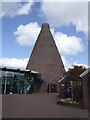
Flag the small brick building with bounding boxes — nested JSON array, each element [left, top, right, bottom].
[[80, 68, 90, 110]]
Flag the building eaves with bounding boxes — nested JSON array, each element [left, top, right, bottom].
[[58, 75, 67, 83], [80, 67, 90, 78], [31, 70, 39, 74]]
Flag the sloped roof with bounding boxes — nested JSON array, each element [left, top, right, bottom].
[[58, 75, 67, 83], [0, 66, 39, 74], [80, 67, 90, 78]]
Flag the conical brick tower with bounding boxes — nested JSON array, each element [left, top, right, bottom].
[[26, 23, 66, 92]]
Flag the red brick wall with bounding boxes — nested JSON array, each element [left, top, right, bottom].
[[82, 74, 89, 110], [27, 23, 66, 83]]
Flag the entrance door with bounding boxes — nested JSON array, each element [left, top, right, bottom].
[[50, 84, 57, 93], [19, 81, 24, 94], [13, 81, 24, 94]]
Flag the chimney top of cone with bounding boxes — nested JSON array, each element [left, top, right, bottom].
[[42, 23, 49, 28]]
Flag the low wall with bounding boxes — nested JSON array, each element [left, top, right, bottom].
[[57, 100, 82, 109]]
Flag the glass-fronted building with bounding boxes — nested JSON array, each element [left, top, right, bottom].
[[0, 67, 43, 94]]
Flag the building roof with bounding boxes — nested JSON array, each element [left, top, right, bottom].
[[0, 66, 40, 74], [58, 75, 67, 83], [80, 67, 90, 78], [31, 70, 39, 74]]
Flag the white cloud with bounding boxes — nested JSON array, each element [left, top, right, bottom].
[[73, 63, 88, 68], [0, 58, 28, 68], [14, 22, 41, 46], [41, 2, 88, 35], [1, 1, 34, 17], [17, 1, 34, 15], [54, 32, 84, 55], [1, 0, 89, 2], [14, 22, 84, 55], [62, 56, 88, 71], [0, 3, 2, 17], [1, 0, 21, 2], [0, 57, 88, 72], [40, 0, 89, 2], [1, 0, 33, 2]]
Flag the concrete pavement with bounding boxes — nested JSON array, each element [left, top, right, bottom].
[[0, 95, 2, 119], [2, 93, 88, 118]]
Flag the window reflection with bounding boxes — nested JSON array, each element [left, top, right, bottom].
[[1, 70, 34, 94]]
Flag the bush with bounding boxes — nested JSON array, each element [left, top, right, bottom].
[[60, 98, 80, 104]]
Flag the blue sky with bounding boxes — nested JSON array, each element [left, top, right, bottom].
[[0, 1, 89, 70]]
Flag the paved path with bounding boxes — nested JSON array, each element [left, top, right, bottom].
[[2, 93, 88, 118], [0, 95, 2, 119]]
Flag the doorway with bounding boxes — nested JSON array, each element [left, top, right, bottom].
[[50, 84, 57, 93], [19, 81, 24, 94]]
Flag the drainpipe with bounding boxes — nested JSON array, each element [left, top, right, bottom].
[[71, 81, 73, 102], [4, 71, 7, 94]]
